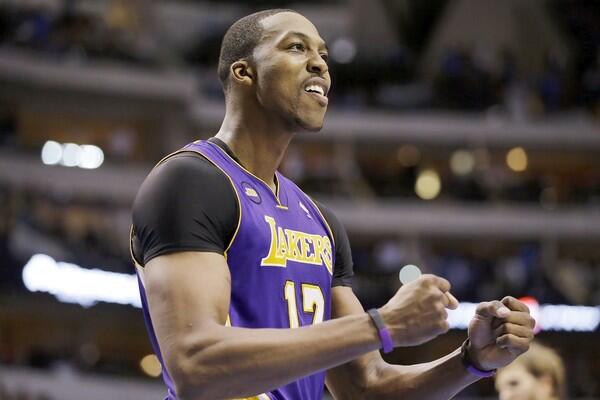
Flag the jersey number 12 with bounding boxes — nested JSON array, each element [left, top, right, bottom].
[[284, 280, 324, 328]]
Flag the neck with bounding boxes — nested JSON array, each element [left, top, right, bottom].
[[215, 97, 295, 191]]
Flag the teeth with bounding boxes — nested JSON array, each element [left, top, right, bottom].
[[305, 85, 325, 96]]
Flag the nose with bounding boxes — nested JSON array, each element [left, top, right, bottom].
[[307, 52, 328, 75]]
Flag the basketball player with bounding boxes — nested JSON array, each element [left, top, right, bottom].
[[130, 9, 535, 400], [495, 342, 566, 400]]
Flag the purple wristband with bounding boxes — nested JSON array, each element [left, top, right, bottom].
[[460, 339, 496, 378], [367, 309, 394, 353]]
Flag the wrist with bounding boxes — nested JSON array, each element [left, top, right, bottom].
[[460, 339, 496, 378], [367, 309, 394, 353]]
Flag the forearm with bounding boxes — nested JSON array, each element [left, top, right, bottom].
[[172, 313, 380, 400], [366, 348, 480, 400]]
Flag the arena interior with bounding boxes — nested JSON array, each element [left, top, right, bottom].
[[0, 0, 599, 399]]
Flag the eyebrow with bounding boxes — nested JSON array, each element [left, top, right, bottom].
[[282, 31, 328, 52]]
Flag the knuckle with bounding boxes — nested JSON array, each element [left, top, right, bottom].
[[476, 302, 490, 313], [497, 323, 508, 335], [434, 301, 445, 313], [441, 309, 448, 320], [493, 300, 505, 309], [505, 323, 517, 334], [420, 274, 434, 286], [424, 290, 439, 303], [502, 295, 514, 303], [440, 320, 450, 332]]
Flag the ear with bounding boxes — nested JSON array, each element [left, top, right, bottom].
[[230, 60, 255, 87]]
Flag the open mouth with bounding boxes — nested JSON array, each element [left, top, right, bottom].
[[304, 84, 328, 106]]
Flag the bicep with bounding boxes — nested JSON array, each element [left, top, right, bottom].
[[140, 251, 231, 375], [326, 286, 383, 399]]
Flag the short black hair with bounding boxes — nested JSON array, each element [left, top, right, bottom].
[[217, 9, 296, 90]]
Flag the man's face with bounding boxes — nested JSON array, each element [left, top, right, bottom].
[[251, 12, 330, 132], [495, 364, 542, 400]]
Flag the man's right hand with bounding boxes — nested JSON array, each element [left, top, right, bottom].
[[378, 274, 459, 347]]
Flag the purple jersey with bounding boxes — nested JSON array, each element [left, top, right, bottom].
[[137, 140, 336, 400]]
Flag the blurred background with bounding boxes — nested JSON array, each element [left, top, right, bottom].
[[0, 0, 599, 398]]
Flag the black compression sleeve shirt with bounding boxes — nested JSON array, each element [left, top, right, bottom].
[[131, 142, 354, 287]]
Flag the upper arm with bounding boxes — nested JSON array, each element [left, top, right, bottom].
[[141, 251, 231, 382], [131, 152, 239, 382], [131, 153, 237, 265], [326, 286, 384, 399]]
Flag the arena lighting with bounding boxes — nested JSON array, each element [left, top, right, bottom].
[[415, 169, 441, 200], [399, 264, 422, 284], [61, 143, 81, 167], [506, 146, 528, 172], [447, 302, 600, 332], [140, 354, 162, 378], [41, 140, 63, 165], [40, 141, 104, 169], [22, 254, 141, 308], [20, 254, 600, 332], [331, 37, 356, 64], [449, 150, 475, 176], [79, 144, 104, 169]]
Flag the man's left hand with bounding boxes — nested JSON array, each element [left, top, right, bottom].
[[467, 296, 536, 371]]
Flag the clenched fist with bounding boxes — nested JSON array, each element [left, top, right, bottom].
[[467, 296, 536, 371], [378, 274, 459, 347]]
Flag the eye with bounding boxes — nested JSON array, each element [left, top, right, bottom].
[[320, 53, 329, 63], [289, 43, 305, 52]]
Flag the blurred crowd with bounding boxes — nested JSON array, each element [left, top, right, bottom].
[[0, 185, 132, 285], [352, 238, 600, 309], [0, 1, 598, 117], [0, 0, 163, 66], [2, 184, 599, 308], [0, 384, 52, 400], [281, 145, 600, 208]]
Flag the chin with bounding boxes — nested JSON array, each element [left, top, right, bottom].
[[303, 122, 324, 132], [294, 113, 326, 132]]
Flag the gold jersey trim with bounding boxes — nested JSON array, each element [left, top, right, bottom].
[[129, 225, 144, 269], [233, 394, 271, 400], [129, 147, 243, 267], [303, 195, 336, 249], [208, 141, 285, 208], [183, 146, 243, 257]]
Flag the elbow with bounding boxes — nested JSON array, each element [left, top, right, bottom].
[[171, 361, 224, 400], [167, 338, 227, 400], [169, 358, 211, 400]]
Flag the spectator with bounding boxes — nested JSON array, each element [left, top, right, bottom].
[[495, 341, 567, 400]]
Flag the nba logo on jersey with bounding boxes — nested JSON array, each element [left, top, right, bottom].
[[299, 201, 312, 219]]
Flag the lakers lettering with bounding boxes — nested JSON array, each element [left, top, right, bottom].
[[260, 215, 333, 273]]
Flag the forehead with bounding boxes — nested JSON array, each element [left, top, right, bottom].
[[260, 12, 324, 44]]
